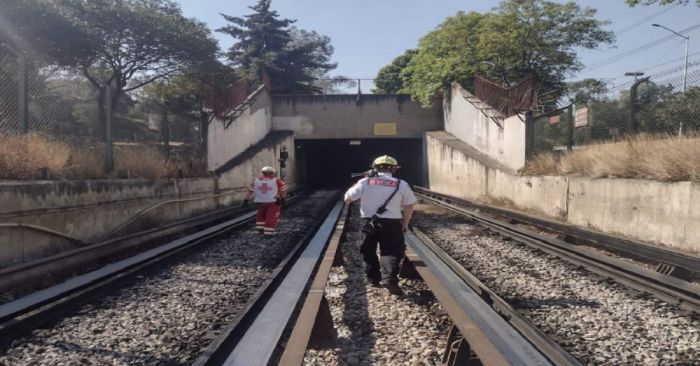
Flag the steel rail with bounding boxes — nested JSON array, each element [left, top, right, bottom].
[[277, 204, 349, 365], [404, 231, 554, 366], [414, 187, 700, 277], [417, 191, 700, 313], [0, 205, 247, 296], [0, 210, 257, 348], [194, 200, 345, 366], [411, 228, 582, 366]]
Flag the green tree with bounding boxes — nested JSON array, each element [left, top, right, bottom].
[[567, 79, 609, 104], [0, 0, 94, 65], [273, 27, 337, 93], [373, 49, 416, 94], [142, 61, 235, 155], [218, 0, 336, 93], [653, 87, 700, 134], [625, 0, 699, 6], [397, 0, 614, 107], [402, 11, 486, 106], [61, 0, 220, 141]]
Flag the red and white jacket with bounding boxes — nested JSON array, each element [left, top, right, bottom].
[[248, 176, 288, 203]]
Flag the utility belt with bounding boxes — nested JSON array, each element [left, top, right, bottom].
[[361, 217, 401, 235]]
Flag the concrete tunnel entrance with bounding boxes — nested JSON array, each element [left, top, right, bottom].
[[295, 139, 425, 188]]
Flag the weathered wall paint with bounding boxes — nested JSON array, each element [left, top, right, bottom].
[[271, 94, 443, 139], [444, 83, 526, 171], [426, 131, 700, 252], [207, 89, 272, 171]]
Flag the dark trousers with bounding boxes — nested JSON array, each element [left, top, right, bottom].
[[360, 218, 405, 284]]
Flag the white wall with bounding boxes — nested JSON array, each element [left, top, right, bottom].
[[444, 83, 526, 171], [426, 131, 700, 253], [207, 88, 272, 171], [217, 133, 297, 191]]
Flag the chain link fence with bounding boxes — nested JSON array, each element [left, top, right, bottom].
[[1, 44, 206, 180], [310, 78, 376, 95], [0, 44, 75, 145], [531, 60, 700, 155]]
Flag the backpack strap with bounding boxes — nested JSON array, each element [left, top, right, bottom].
[[375, 179, 401, 216]]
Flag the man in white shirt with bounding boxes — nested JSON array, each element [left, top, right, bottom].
[[344, 155, 417, 295]]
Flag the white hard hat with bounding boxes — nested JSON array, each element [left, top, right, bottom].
[[261, 166, 276, 174]]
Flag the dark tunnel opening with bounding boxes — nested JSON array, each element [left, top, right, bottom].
[[295, 139, 425, 188]]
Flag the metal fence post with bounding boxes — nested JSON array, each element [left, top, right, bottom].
[[105, 85, 114, 173], [629, 84, 637, 135], [525, 111, 535, 159], [161, 104, 170, 160], [567, 105, 574, 151], [18, 55, 28, 134]]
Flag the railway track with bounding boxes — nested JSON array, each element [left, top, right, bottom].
[[4, 187, 696, 365], [412, 192, 700, 365], [296, 203, 573, 365], [414, 187, 700, 281], [292, 193, 699, 365], [0, 190, 340, 365], [415, 188, 700, 312]]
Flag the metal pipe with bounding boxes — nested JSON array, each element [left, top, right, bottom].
[[0, 223, 81, 244]]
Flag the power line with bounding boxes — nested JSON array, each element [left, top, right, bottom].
[[583, 23, 700, 71], [630, 51, 700, 75], [615, 4, 678, 36], [601, 51, 700, 84], [611, 60, 700, 90]]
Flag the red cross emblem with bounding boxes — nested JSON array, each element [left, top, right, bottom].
[[259, 182, 271, 194]]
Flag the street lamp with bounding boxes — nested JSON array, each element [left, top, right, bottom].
[[652, 23, 689, 93]]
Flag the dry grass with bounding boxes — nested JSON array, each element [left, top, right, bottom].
[[67, 144, 106, 179], [0, 133, 207, 181], [519, 153, 560, 176], [521, 134, 700, 182], [0, 133, 71, 179], [114, 145, 171, 179]]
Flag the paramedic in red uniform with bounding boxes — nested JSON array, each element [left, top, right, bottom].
[[242, 166, 288, 236], [344, 155, 417, 295]]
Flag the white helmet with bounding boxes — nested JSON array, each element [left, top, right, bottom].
[[261, 166, 276, 174]]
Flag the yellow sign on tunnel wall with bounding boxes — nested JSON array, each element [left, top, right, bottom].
[[374, 123, 397, 136]]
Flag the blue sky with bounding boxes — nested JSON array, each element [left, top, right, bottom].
[[176, 0, 700, 89]]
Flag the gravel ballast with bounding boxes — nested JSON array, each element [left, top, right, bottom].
[[304, 204, 450, 366], [0, 191, 337, 366], [414, 203, 700, 366]]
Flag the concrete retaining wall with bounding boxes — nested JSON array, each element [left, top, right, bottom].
[[1, 130, 297, 268], [217, 131, 297, 192], [426, 131, 700, 252], [271, 94, 443, 139], [207, 88, 272, 171], [0, 177, 244, 267], [444, 83, 526, 171]]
